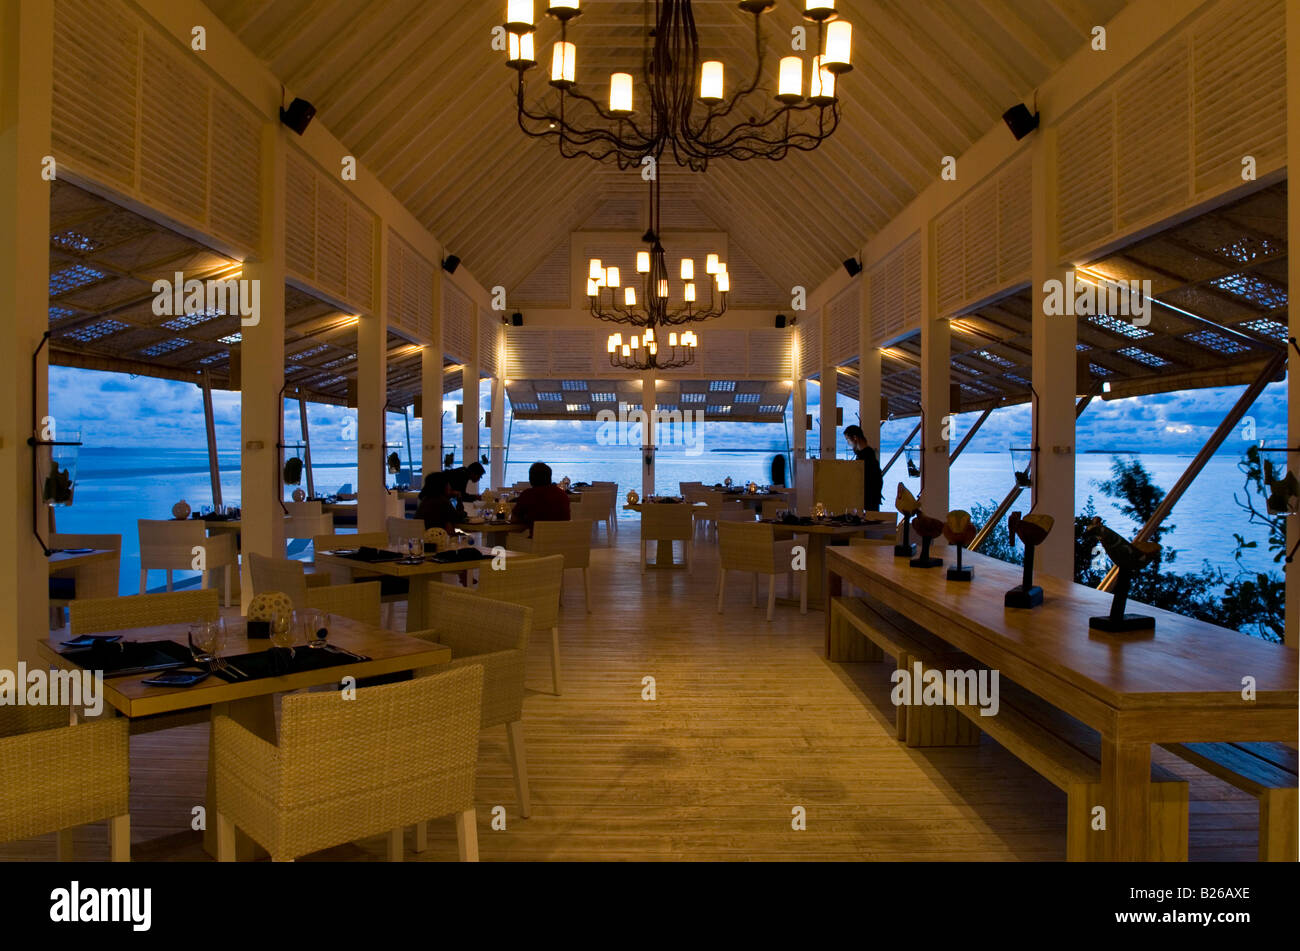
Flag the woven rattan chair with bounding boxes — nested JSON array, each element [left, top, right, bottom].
[[48, 532, 121, 628], [138, 519, 236, 606], [409, 586, 533, 821], [70, 588, 220, 635], [639, 504, 694, 573], [214, 664, 484, 862], [589, 481, 618, 536], [284, 501, 333, 551], [306, 581, 382, 628], [247, 552, 309, 609], [474, 554, 565, 696], [578, 487, 616, 541], [717, 520, 809, 620], [0, 705, 130, 860], [517, 520, 593, 613]]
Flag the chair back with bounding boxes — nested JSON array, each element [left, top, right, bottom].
[[717, 520, 780, 574], [285, 502, 333, 541], [247, 552, 309, 608], [640, 504, 694, 542], [137, 519, 205, 571], [306, 581, 382, 628], [716, 507, 754, 525], [679, 481, 704, 497], [473, 553, 564, 631], [387, 517, 426, 547], [529, 520, 593, 569], [270, 665, 483, 854], [285, 501, 322, 518], [760, 499, 789, 519], [569, 500, 602, 526], [70, 588, 219, 635], [579, 487, 614, 517], [589, 481, 618, 516], [385, 493, 406, 519]]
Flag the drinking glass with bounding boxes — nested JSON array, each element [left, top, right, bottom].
[[270, 609, 293, 651], [192, 618, 218, 663]]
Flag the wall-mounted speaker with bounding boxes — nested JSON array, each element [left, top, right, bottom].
[[1002, 103, 1040, 140], [511, 312, 523, 326], [843, 257, 862, 277], [775, 314, 787, 328], [442, 255, 461, 274], [279, 98, 316, 136]]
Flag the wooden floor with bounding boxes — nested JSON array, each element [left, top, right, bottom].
[[5, 526, 1261, 861]]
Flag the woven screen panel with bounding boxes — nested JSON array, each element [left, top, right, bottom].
[[209, 88, 262, 254], [345, 200, 375, 312], [935, 205, 965, 316], [797, 315, 821, 379], [505, 328, 550, 378], [1116, 37, 1190, 230], [313, 180, 348, 301], [139, 36, 209, 226], [748, 329, 792, 379], [1057, 93, 1116, 260], [52, 0, 140, 190], [480, 314, 500, 378], [962, 177, 999, 302], [826, 283, 860, 367], [285, 150, 316, 282], [512, 241, 570, 308], [996, 155, 1032, 287], [701, 330, 749, 377], [548, 329, 595, 377], [1192, 0, 1285, 195], [443, 280, 474, 362]]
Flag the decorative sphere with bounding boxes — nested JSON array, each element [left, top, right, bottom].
[[626, 489, 639, 505], [171, 500, 191, 520], [291, 488, 307, 502]]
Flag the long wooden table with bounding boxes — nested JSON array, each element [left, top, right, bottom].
[[40, 616, 451, 857], [825, 545, 1298, 861]]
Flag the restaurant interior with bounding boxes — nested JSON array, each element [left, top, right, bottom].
[[0, 0, 1297, 868]]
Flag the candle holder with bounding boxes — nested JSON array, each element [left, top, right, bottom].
[[910, 513, 945, 568], [1004, 511, 1054, 608], [1085, 517, 1160, 633], [943, 510, 978, 582], [894, 483, 918, 557]]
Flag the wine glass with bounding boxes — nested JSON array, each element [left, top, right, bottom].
[[271, 609, 294, 656], [191, 618, 218, 665]]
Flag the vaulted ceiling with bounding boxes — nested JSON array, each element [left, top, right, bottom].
[[203, 0, 1128, 303]]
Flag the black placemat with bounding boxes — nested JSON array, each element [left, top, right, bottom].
[[59, 639, 193, 678], [210, 645, 372, 682], [340, 547, 402, 563]]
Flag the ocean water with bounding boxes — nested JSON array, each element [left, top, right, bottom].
[[52, 447, 1280, 595]]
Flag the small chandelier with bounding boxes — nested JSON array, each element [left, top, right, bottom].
[[503, 1, 853, 172], [607, 327, 699, 371]]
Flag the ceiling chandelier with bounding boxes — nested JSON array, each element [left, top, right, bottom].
[[503, 1, 853, 172]]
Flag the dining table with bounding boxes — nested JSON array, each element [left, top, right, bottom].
[[761, 517, 895, 608], [39, 614, 452, 859], [624, 501, 706, 567], [47, 548, 119, 602], [456, 519, 528, 547], [314, 546, 535, 631]]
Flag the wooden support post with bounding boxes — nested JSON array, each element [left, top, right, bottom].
[[918, 221, 949, 518], [0, 0, 54, 670], [858, 280, 881, 455], [201, 372, 224, 508], [420, 347, 441, 484], [820, 366, 838, 459], [1288, 0, 1300, 646], [1031, 123, 1076, 580], [490, 369, 505, 489], [298, 393, 314, 499], [792, 369, 806, 487], [462, 356, 479, 479], [239, 120, 287, 607], [356, 303, 387, 535]]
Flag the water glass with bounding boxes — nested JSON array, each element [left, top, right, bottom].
[[270, 610, 293, 650]]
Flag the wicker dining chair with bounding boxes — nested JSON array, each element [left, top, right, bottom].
[[246, 552, 309, 609], [716, 520, 809, 620], [306, 581, 382, 628], [284, 502, 333, 552], [516, 520, 593, 613], [70, 588, 220, 635], [639, 504, 695, 573], [138, 519, 236, 606], [0, 705, 130, 860], [589, 481, 618, 535], [409, 586, 533, 822], [474, 554, 565, 696], [214, 664, 484, 862], [578, 487, 616, 541]]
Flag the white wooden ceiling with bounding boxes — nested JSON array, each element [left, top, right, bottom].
[[202, 0, 1128, 300]]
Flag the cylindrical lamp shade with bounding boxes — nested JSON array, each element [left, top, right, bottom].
[[644, 327, 654, 342], [605, 266, 621, 288], [588, 258, 603, 279], [586, 278, 597, 297], [700, 61, 724, 101], [777, 56, 803, 101], [622, 345, 631, 357], [636, 251, 651, 273], [804, 1, 835, 17], [607, 336, 617, 353], [550, 41, 575, 84], [823, 21, 852, 72], [624, 287, 636, 306], [507, 32, 536, 66], [669, 332, 678, 346], [716, 271, 730, 293], [680, 258, 695, 280], [610, 72, 634, 113], [684, 282, 696, 303], [706, 253, 720, 274], [550, 1, 580, 12], [506, 0, 535, 32], [631, 336, 639, 348], [810, 55, 836, 102]]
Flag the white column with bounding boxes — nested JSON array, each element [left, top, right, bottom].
[[490, 371, 505, 489], [919, 220, 950, 519], [421, 264, 443, 482], [356, 321, 387, 535], [1031, 124, 1077, 579], [859, 275, 881, 455], [239, 120, 287, 601], [641, 370, 656, 498], [820, 368, 838, 459], [462, 358, 479, 477], [1287, 1, 1299, 645], [0, 0, 54, 668]]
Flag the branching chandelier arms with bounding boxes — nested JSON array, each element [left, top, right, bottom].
[[503, 1, 853, 172]]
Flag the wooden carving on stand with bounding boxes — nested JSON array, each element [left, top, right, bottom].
[[1004, 511, 1054, 608], [943, 510, 978, 581], [910, 512, 945, 568], [1085, 517, 1162, 633], [894, 483, 919, 558]]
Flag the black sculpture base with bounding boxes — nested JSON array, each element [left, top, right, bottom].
[[1004, 584, 1043, 608], [946, 565, 973, 582], [894, 542, 916, 558], [1089, 613, 1155, 633], [910, 555, 943, 568]]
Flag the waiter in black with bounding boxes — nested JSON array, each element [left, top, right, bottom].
[[843, 424, 883, 512]]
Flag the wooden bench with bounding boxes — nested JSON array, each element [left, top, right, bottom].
[[1161, 741, 1297, 861], [829, 596, 980, 747], [942, 673, 1188, 861]]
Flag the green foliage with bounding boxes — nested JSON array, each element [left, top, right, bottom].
[[969, 500, 1021, 566]]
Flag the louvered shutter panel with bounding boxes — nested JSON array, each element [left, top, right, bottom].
[[209, 90, 261, 252], [1115, 39, 1190, 230], [1057, 95, 1116, 260], [443, 282, 473, 362], [748, 330, 792, 378], [506, 329, 551, 378], [702, 330, 748, 377], [285, 151, 316, 281], [549, 329, 594, 376], [139, 36, 209, 224], [826, 284, 859, 366]]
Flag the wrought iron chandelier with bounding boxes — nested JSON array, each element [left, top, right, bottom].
[[592, 178, 722, 370], [503, 1, 853, 172]]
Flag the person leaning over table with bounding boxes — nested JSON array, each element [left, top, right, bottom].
[[843, 424, 884, 512], [416, 471, 459, 533], [445, 461, 486, 502], [510, 461, 571, 536]]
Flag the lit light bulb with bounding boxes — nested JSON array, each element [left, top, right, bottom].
[[588, 258, 603, 280], [606, 266, 621, 288], [607, 336, 617, 353], [631, 336, 639, 348], [717, 271, 730, 293], [622, 345, 631, 357], [684, 282, 696, 302], [507, 32, 535, 66], [644, 327, 654, 342], [586, 278, 597, 297], [823, 21, 852, 73], [657, 279, 669, 298], [700, 61, 724, 101], [506, 0, 535, 32], [669, 332, 678, 346]]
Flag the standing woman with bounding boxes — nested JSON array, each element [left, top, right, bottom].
[[843, 424, 883, 512]]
